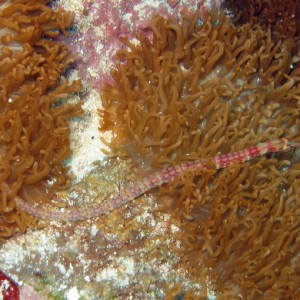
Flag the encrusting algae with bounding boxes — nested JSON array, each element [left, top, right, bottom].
[[0, 0, 82, 241]]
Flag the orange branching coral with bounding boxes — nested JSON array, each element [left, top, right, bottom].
[[99, 10, 300, 298], [0, 0, 82, 241], [222, 0, 300, 42]]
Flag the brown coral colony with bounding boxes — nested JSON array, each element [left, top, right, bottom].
[[0, 0, 82, 240], [99, 7, 300, 299]]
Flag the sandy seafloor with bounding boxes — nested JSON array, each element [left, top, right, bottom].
[[0, 0, 225, 299]]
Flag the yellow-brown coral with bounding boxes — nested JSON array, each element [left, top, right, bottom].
[[222, 0, 300, 43], [99, 10, 300, 298], [0, 0, 82, 241]]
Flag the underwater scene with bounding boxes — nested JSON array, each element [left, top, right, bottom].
[[0, 0, 299, 299]]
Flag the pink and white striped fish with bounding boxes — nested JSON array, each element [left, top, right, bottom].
[[13, 139, 300, 221]]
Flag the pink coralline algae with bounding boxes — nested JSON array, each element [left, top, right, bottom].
[[62, 0, 222, 88]]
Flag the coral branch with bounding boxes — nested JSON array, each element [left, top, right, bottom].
[[0, 0, 82, 240]]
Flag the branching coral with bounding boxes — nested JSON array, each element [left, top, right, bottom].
[[0, 0, 82, 241], [99, 10, 300, 298], [222, 0, 300, 43]]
